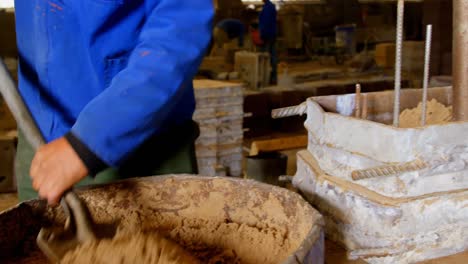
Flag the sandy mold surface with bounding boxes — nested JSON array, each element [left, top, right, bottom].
[[42, 176, 320, 264]]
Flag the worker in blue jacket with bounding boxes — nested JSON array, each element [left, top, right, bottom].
[[259, 0, 278, 84], [14, 1, 213, 204], [214, 19, 246, 48]]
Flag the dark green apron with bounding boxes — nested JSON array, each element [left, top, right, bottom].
[[15, 121, 199, 201]]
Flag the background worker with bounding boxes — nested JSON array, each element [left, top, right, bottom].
[[259, 0, 278, 84], [212, 18, 246, 56], [14, 0, 214, 204]]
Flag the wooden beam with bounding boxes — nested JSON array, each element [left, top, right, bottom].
[[249, 135, 307, 156]]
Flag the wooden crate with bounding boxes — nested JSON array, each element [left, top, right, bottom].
[[375, 43, 395, 69], [375, 41, 425, 74], [234, 51, 270, 90]]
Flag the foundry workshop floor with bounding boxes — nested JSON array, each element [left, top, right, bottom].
[[0, 192, 466, 263]]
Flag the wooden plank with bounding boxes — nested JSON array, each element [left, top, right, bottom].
[[249, 135, 307, 156], [325, 240, 366, 264], [193, 79, 242, 90], [422, 251, 468, 264], [0, 193, 17, 212]]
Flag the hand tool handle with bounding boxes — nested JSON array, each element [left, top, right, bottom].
[[0, 59, 45, 149], [0, 60, 81, 199], [1, 60, 98, 259]]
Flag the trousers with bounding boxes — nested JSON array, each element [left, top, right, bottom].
[[15, 121, 199, 201]]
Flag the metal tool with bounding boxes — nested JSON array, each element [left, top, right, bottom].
[[37, 192, 96, 262], [0, 59, 98, 262]]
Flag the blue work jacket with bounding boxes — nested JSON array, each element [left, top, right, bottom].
[[216, 19, 245, 46], [259, 0, 277, 40], [14, 0, 213, 166]]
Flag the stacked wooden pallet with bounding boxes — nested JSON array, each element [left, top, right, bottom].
[[193, 80, 244, 177]]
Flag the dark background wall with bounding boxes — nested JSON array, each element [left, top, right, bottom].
[[0, 10, 17, 57], [2, 1, 453, 76], [423, 0, 452, 76]]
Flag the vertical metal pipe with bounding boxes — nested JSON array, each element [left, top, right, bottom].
[[393, 0, 405, 127], [453, 0, 468, 121], [421, 25, 432, 126], [355, 84, 361, 118], [362, 94, 368, 120]]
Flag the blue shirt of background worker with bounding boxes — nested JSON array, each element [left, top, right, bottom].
[[216, 19, 246, 47], [259, 0, 277, 41], [259, 0, 278, 84]]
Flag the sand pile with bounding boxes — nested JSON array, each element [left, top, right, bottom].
[[399, 99, 452, 128], [35, 176, 319, 264], [62, 219, 268, 264], [61, 215, 289, 264], [62, 230, 200, 264]]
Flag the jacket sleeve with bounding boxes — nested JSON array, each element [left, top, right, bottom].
[[70, 0, 213, 167]]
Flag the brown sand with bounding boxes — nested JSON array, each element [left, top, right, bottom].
[[60, 216, 287, 264], [62, 216, 289, 264], [399, 99, 452, 128], [62, 230, 200, 264], [53, 177, 317, 264], [163, 218, 287, 264]]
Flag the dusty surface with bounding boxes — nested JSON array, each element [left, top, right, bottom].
[[71, 177, 317, 264], [162, 217, 285, 264], [62, 230, 200, 264], [325, 240, 468, 264], [295, 150, 468, 264], [64, 215, 291, 264], [1, 187, 468, 263], [16, 176, 319, 264], [399, 99, 452, 128]]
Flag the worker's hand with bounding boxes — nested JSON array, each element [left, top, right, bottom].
[[30, 137, 88, 205]]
